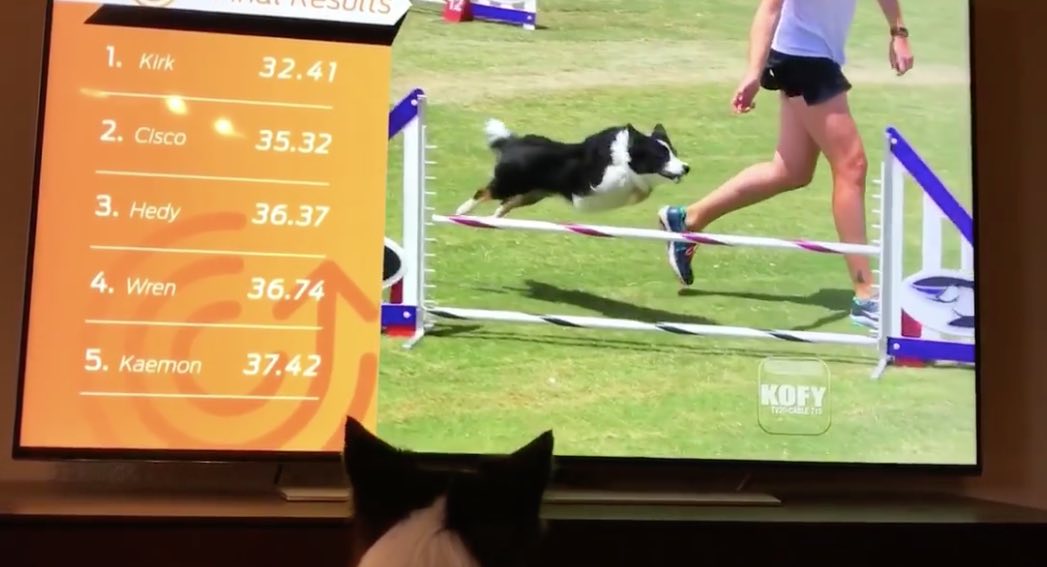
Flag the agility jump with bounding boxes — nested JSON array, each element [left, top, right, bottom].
[[381, 89, 975, 379]]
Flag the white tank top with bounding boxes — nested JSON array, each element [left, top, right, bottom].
[[770, 0, 857, 66]]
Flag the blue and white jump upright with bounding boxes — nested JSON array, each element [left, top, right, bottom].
[[383, 89, 430, 348], [876, 127, 976, 376], [380, 88, 977, 379]]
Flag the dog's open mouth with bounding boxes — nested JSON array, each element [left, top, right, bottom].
[[661, 172, 685, 184]]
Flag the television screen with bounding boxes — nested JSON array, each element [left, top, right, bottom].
[[16, 0, 977, 469]]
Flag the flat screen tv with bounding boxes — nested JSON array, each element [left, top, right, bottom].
[[15, 0, 978, 474]]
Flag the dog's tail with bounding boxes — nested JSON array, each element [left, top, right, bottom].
[[484, 118, 514, 151]]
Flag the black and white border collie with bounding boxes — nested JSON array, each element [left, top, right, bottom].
[[455, 119, 691, 218]]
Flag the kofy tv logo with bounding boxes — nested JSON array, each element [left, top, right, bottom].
[[757, 357, 832, 436], [897, 268, 975, 338]]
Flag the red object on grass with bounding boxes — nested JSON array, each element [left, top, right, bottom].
[[895, 310, 926, 367], [383, 325, 416, 338], [443, 0, 474, 23]]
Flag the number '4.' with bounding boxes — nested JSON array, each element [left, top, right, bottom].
[[90, 271, 109, 294]]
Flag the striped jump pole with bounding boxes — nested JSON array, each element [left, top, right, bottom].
[[433, 215, 880, 256], [430, 307, 878, 347]]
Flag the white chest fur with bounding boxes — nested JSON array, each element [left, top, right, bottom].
[[571, 164, 652, 212]]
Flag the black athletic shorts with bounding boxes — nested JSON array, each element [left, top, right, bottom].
[[760, 49, 852, 106]]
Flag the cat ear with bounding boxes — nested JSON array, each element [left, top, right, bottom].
[[343, 415, 372, 445], [445, 433, 556, 566], [509, 430, 554, 464], [342, 416, 413, 488], [503, 430, 556, 501], [469, 430, 555, 490], [344, 415, 387, 457]]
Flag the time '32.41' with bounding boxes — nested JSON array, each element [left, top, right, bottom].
[[259, 57, 337, 83]]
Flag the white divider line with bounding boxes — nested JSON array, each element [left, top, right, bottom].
[[80, 392, 320, 401]]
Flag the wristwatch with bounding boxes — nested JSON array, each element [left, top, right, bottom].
[[890, 26, 909, 38]]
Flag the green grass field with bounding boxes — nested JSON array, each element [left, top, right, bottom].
[[374, 0, 976, 465]]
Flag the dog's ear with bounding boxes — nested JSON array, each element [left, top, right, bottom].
[[652, 123, 669, 141]]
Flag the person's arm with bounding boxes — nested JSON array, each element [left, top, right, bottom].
[[732, 0, 784, 113], [745, 0, 784, 77], [876, 0, 905, 32], [876, 0, 914, 75]]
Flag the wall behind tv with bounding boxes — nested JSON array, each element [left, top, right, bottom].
[[1, 1, 1044, 510]]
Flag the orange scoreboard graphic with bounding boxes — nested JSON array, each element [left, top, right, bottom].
[[15, 0, 410, 456]]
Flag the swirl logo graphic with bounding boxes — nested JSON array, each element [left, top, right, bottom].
[[134, 0, 176, 7]]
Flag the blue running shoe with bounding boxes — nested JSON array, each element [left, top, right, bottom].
[[657, 205, 695, 286], [850, 295, 880, 329]]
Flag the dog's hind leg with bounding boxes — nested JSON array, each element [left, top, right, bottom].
[[493, 190, 546, 218], [455, 184, 493, 215]]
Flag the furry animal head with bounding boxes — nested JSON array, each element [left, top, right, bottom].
[[344, 417, 555, 567], [611, 124, 690, 185]]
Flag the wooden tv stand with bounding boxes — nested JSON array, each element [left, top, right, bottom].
[[2, 481, 1046, 566]]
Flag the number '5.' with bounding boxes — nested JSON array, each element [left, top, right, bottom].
[[85, 348, 104, 372]]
